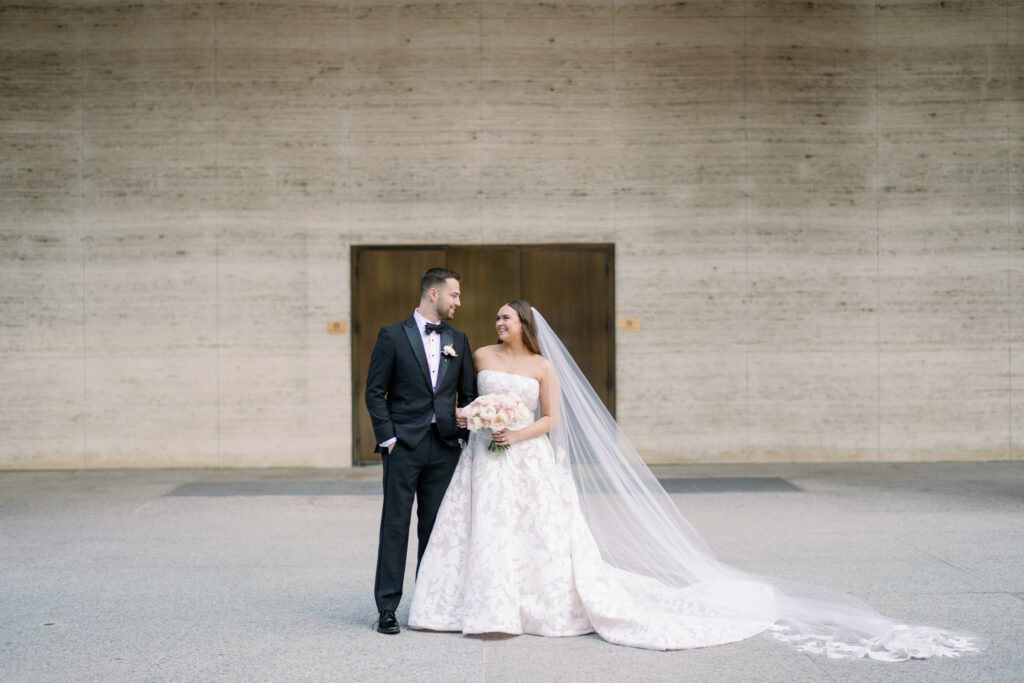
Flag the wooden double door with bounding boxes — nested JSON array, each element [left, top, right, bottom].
[[351, 244, 614, 465]]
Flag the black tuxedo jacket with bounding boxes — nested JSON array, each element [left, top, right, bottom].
[[364, 316, 476, 454]]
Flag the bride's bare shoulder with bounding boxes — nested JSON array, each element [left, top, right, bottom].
[[473, 344, 501, 366], [530, 354, 554, 378]]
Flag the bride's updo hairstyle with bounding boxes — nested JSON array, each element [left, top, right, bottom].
[[501, 300, 542, 356]]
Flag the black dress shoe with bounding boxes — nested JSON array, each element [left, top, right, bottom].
[[377, 609, 400, 634]]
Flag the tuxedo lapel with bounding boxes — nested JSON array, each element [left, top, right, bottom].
[[435, 327, 454, 390], [402, 318, 432, 391]]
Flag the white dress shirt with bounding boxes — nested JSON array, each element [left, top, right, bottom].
[[413, 309, 442, 390]]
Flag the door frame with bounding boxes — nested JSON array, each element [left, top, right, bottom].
[[351, 243, 615, 465]]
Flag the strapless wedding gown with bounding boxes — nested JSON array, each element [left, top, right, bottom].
[[408, 369, 778, 650]]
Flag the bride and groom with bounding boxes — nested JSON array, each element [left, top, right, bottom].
[[364, 267, 979, 660]]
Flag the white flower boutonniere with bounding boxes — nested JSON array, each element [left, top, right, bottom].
[[442, 344, 458, 358]]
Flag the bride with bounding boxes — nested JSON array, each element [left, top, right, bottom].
[[408, 301, 980, 659]]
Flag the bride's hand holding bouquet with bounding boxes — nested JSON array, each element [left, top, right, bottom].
[[461, 393, 531, 452]]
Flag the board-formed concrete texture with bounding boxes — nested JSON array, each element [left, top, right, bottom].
[[1, 1, 1021, 468]]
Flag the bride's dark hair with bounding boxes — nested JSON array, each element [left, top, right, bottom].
[[500, 300, 542, 355]]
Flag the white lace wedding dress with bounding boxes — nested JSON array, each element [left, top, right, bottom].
[[409, 308, 980, 659], [408, 369, 778, 650]]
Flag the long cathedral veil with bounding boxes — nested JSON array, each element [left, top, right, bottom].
[[531, 308, 980, 660]]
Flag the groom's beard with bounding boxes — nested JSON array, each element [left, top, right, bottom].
[[435, 303, 456, 321]]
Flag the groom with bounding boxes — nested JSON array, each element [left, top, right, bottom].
[[364, 267, 476, 635]]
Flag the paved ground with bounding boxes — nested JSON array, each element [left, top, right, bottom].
[[1, 462, 1021, 682]]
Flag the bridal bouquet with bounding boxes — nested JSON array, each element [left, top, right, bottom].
[[462, 393, 531, 452]]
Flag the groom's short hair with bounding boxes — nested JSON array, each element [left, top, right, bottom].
[[420, 267, 461, 298]]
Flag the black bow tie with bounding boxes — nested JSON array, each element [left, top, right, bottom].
[[424, 322, 444, 335]]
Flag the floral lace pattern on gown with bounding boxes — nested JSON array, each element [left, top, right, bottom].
[[408, 370, 777, 650]]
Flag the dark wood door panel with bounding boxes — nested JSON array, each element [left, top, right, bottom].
[[446, 246, 521, 355], [521, 245, 614, 414]]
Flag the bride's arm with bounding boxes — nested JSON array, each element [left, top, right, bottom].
[[492, 360, 559, 446]]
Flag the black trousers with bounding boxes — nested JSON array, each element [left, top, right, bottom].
[[374, 424, 460, 612]]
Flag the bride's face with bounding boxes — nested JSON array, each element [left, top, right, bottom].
[[495, 305, 521, 343]]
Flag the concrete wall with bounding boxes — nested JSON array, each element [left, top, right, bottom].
[[1, 1, 1021, 468]]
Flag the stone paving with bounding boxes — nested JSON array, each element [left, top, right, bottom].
[[2, 462, 1021, 682]]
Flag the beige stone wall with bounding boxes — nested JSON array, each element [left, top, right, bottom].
[[1, 1, 1021, 468]]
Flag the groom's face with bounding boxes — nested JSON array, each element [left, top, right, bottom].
[[433, 278, 461, 321]]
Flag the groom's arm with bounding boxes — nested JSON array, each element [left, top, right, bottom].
[[365, 327, 396, 450], [456, 333, 476, 444], [456, 332, 477, 408]]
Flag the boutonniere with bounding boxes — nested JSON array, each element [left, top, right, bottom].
[[442, 344, 458, 358]]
